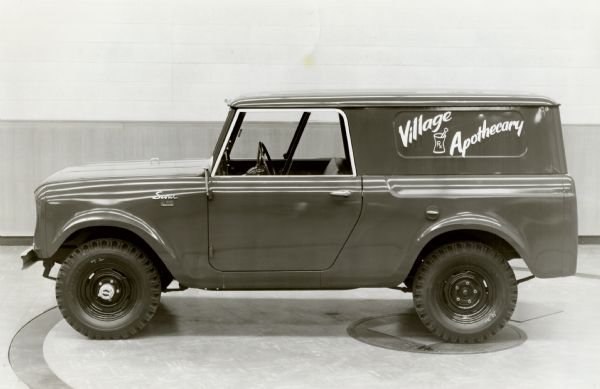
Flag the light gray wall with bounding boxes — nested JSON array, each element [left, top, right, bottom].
[[1, 0, 599, 235], [1, 0, 599, 123], [562, 125, 599, 235]]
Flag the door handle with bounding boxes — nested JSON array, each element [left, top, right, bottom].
[[330, 190, 352, 198]]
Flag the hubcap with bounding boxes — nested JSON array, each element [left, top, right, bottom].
[[76, 257, 137, 321], [447, 274, 483, 310], [438, 267, 496, 324], [98, 282, 116, 301]]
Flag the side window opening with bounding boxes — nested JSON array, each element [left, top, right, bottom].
[[216, 110, 352, 176], [293, 111, 349, 175]]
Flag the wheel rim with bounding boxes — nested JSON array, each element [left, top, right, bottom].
[[76, 257, 138, 321], [437, 266, 497, 324]]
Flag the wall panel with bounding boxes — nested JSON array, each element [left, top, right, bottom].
[[0, 121, 595, 236], [0, 0, 599, 234], [0, 121, 222, 235]]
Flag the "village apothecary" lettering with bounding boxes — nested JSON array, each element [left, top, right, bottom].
[[449, 119, 524, 157], [396, 110, 525, 158], [398, 111, 452, 148]]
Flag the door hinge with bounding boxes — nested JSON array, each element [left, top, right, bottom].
[[208, 245, 214, 259], [204, 168, 213, 200]]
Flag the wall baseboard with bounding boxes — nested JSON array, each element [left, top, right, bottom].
[[0, 237, 33, 246], [2, 236, 600, 246], [578, 236, 600, 244]]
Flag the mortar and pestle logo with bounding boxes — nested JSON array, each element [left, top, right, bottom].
[[433, 128, 448, 154]]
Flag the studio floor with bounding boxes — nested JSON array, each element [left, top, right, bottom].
[[1, 245, 599, 389]]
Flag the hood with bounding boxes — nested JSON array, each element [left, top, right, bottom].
[[43, 158, 211, 184]]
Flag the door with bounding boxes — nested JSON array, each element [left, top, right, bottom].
[[208, 108, 361, 271]]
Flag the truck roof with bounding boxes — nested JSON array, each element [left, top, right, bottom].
[[229, 91, 558, 108]]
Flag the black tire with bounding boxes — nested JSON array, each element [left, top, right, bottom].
[[56, 239, 161, 339], [412, 241, 517, 343]]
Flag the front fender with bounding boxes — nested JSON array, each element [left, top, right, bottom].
[[46, 208, 177, 271]]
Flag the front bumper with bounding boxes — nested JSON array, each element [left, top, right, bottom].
[[21, 246, 40, 269]]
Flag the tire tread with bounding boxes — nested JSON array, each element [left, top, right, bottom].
[[412, 241, 518, 343], [55, 238, 161, 340]]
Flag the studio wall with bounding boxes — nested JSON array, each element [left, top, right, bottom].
[[1, 0, 599, 235]]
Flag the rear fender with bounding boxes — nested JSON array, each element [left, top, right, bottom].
[[409, 212, 528, 265]]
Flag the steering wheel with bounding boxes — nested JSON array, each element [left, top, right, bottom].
[[220, 149, 230, 175], [246, 141, 275, 175], [257, 141, 275, 174]]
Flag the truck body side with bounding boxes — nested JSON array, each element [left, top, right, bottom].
[[28, 102, 577, 290]]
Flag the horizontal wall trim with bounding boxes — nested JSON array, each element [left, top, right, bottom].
[[577, 236, 600, 245], [0, 119, 224, 125], [1, 236, 599, 246], [0, 119, 595, 127], [0, 237, 33, 246]]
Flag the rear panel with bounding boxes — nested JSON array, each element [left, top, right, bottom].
[[324, 105, 577, 286], [323, 174, 577, 287]]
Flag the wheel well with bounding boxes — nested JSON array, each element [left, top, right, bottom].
[[58, 226, 174, 289], [403, 229, 520, 290]]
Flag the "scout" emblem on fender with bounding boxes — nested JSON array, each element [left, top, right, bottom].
[[152, 191, 178, 206], [152, 191, 178, 200]]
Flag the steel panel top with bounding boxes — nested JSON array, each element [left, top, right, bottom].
[[228, 91, 558, 108]]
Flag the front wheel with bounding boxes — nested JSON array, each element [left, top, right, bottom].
[[56, 239, 161, 339], [412, 241, 517, 343]]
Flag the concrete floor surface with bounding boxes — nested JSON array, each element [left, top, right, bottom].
[[1, 245, 599, 388]]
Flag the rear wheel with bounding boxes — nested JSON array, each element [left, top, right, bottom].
[[412, 241, 517, 343], [56, 239, 161, 339]]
